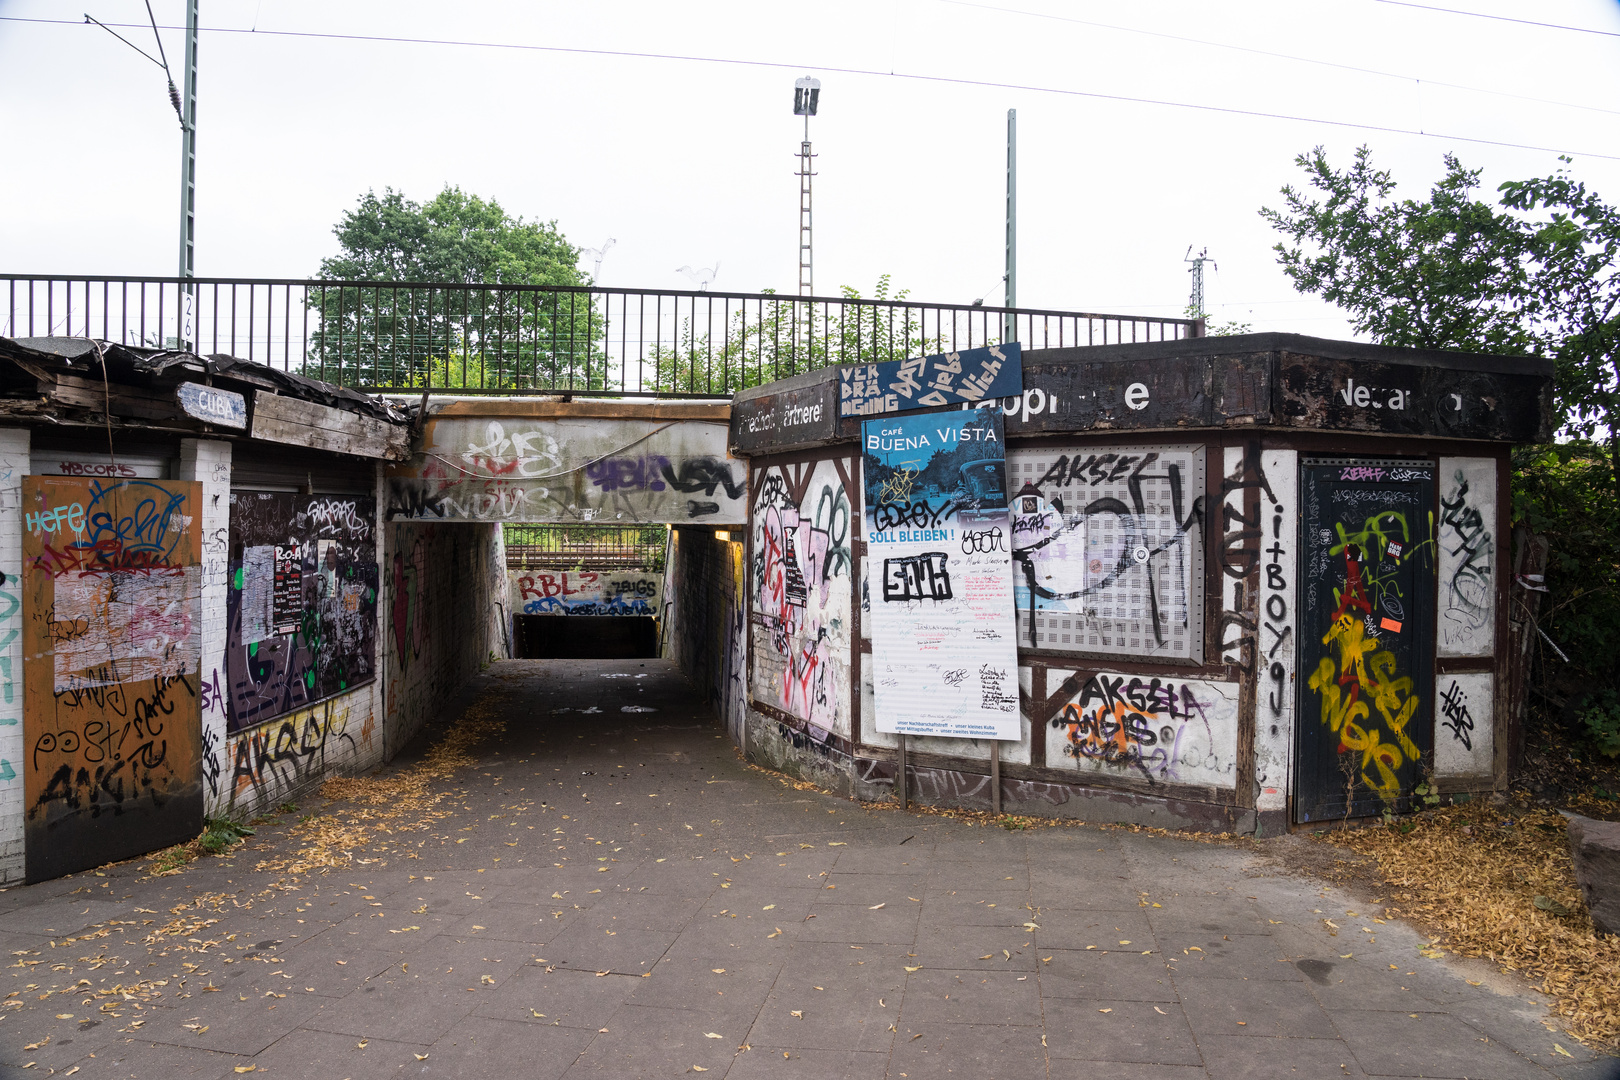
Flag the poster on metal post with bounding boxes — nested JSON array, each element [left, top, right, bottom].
[[863, 408, 1020, 738]]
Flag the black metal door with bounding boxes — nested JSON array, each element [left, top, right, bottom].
[[1296, 459, 1436, 823]]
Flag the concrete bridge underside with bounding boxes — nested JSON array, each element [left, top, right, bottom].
[[385, 398, 744, 526]]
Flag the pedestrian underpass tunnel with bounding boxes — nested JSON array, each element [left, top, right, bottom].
[[0, 335, 1554, 887], [505, 523, 669, 660]]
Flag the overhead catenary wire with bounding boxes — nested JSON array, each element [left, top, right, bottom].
[[6, 15, 1620, 162], [933, 0, 1620, 119], [1372, 0, 1620, 39]]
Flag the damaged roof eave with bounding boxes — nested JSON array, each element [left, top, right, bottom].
[[0, 336, 414, 461]]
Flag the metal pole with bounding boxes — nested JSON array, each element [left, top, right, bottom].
[[1004, 108, 1016, 344], [991, 741, 1001, 814], [897, 734, 908, 810], [177, 0, 199, 347]]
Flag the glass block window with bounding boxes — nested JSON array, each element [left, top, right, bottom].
[[1008, 445, 1205, 662]]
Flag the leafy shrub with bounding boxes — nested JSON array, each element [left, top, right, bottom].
[[1578, 690, 1620, 758], [1512, 442, 1620, 759], [197, 817, 255, 855]]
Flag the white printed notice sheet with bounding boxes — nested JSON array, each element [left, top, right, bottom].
[[862, 408, 1021, 739]]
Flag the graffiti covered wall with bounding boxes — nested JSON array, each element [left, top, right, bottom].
[[1007, 446, 1205, 661], [1254, 450, 1298, 814], [667, 531, 749, 743], [1435, 671, 1493, 777], [225, 493, 381, 733], [1437, 457, 1496, 658], [0, 430, 27, 883], [21, 476, 205, 881], [750, 457, 855, 744], [220, 692, 378, 814], [384, 520, 506, 761], [509, 569, 662, 616], [1044, 670, 1240, 789], [388, 416, 745, 525]]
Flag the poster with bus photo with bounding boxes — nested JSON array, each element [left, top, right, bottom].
[[862, 408, 1021, 739]]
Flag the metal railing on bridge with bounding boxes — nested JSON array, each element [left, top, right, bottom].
[[2, 275, 1201, 397], [504, 524, 668, 573]]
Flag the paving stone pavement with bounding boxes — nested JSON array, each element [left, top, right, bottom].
[[1, 659, 1616, 1080]]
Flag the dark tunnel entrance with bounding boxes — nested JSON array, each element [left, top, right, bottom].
[[505, 523, 670, 661], [512, 614, 660, 659]]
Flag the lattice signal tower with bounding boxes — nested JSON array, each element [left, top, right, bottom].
[[1185, 246, 1216, 321], [793, 77, 821, 297]]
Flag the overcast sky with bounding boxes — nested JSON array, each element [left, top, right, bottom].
[[3, 0, 1619, 338]]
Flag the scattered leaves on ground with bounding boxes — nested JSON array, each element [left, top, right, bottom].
[[1328, 802, 1620, 1047]]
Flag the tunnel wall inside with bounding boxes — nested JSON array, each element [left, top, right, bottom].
[[667, 527, 748, 744], [383, 521, 508, 765]]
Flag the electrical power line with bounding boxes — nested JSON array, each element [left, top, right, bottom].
[[6, 14, 1619, 162], [933, 0, 1620, 119], [1372, 0, 1620, 39]]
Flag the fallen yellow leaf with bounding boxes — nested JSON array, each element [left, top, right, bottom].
[[1098, 1008, 1112, 1013], [234, 1069, 257, 1075], [869, 903, 886, 910], [704, 1032, 723, 1039], [904, 966, 921, 972]]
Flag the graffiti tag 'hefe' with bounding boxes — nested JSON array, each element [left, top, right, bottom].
[[21, 477, 206, 883], [862, 409, 1020, 740]]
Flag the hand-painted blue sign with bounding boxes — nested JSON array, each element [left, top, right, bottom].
[[175, 382, 247, 429], [839, 342, 1022, 418]]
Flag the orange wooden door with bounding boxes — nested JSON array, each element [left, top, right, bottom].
[[22, 476, 204, 882]]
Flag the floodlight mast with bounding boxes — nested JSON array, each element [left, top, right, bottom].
[[793, 77, 820, 297], [1005, 108, 1016, 345]]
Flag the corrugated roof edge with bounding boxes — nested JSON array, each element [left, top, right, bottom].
[[2, 336, 409, 424]]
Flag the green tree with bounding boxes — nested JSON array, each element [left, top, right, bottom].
[[1261, 146, 1619, 494], [1501, 166, 1620, 498], [646, 276, 948, 395], [1260, 146, 1538, 355], [306, 186, 609, 391], [1264, 146, 1620, 752]]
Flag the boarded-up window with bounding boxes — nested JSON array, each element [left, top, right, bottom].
[[225, 492, 379, 733], [1007, 446, 1206, 662]]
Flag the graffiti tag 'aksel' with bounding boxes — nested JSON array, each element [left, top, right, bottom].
[[1054, 673, 1235, 786]]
